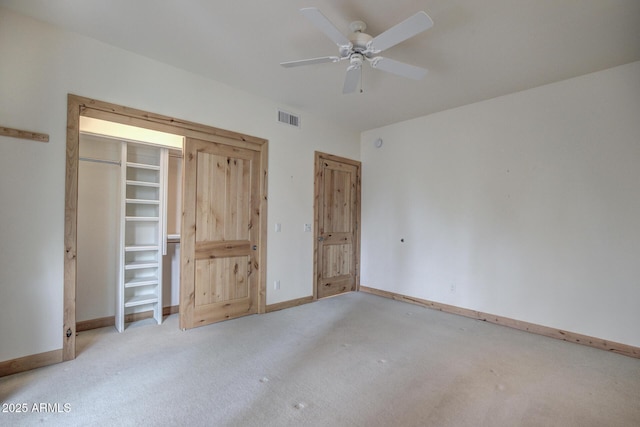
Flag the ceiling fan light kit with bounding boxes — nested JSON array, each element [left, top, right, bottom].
[[281, 7, 433, 94]]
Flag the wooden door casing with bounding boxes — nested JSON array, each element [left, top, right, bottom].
[[314, 152, 361, 299]]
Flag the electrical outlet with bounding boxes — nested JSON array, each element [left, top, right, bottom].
[[450, 283, 456, 293], [274, 280, 280, 290], [304, 223, 312, 232]]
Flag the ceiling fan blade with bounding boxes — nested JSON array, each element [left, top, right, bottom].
[[367, 11, 433, 53], [280, 56, 342, 68], [300, 7, 351, 48], [370, 57, 427, 80], [343, 65, 361, 94]]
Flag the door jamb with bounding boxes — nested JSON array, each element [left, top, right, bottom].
[[65, 94, 268, 360]]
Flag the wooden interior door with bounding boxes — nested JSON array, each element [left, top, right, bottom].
[[180, 137, 262, 328], [314, 152, 361, 299]]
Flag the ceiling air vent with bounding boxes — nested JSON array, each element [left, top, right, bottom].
[[277, 110, 300, 128]]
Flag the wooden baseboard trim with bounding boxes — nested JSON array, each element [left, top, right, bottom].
[[360, 286, 639, 359], [266, 296, 314, 313], [76, 306, 180, 332], [0, 349, 63, 378], [164, 305, 179, 315], [76, 315, 114, 332]]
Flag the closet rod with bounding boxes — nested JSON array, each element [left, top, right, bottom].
[[79, 156, 121, 166]]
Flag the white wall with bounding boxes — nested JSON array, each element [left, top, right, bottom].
[[0, 8, 359, 362], [361, 61, 640, 347]]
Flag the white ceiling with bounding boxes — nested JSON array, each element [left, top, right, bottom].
[[3, 0, 639, 132]]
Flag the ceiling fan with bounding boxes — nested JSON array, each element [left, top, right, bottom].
[[281, 7, 433, 94]]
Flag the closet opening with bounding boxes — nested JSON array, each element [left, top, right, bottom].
[[65, 94, 268, 362], [77, 117, 183, 333]]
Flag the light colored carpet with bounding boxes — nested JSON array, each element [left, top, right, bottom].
[[1, 292, 639, 426]]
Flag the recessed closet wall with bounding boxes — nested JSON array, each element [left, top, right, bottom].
[[77, 117, 183, 325], [77, 134, 120, 321]]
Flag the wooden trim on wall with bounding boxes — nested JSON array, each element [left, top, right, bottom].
[[257, 141, 269, 313], [360, 286, 640, 359], [0, 126, 49, 142], [76, 316, 115, 332], [64, 95, 81, 362], [75, 95, 265, 146], [266, 296, 314, 313], [164, 305, 180, 316], [0, 350, 63, 378]]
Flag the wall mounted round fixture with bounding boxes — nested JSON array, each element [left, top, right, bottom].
[[374, 138, 383, 148]]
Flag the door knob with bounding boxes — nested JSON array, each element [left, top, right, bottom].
[[317, 237, 324, 242]]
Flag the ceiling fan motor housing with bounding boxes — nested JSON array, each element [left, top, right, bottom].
[[349, 29, 373, 56]]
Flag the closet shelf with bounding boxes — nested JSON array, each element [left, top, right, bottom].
[[124, 261, 159, 270], [126, 198, 160, 205], [125, 216, 159, 222], [124, 294, 159, 308], [126, 161, 161, 170], [125, 245, 160, 252], [126, 180, 160, 188], [125, 277, 159, 288]]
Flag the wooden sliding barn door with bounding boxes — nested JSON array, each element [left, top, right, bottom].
[[314, 152, 361, 299], [180, 137, 265, 329]]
